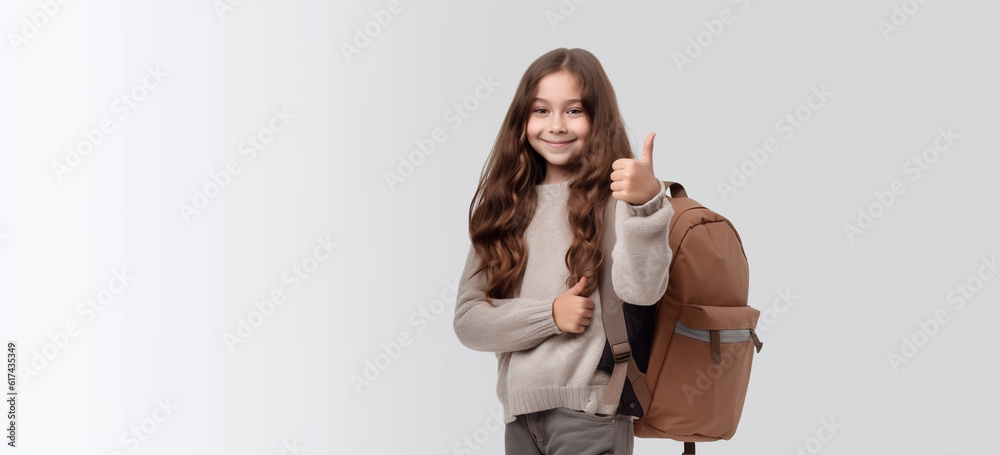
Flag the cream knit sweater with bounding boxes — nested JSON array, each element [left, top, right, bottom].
[[454, 179, 674, 424]]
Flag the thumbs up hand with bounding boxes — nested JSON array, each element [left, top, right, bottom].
[[611, 132, 662, 206], [552, 276, 595, 333]]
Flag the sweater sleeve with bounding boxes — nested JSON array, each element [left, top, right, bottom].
[[611, 179, 674, 306], [453, 244, 564, 353]]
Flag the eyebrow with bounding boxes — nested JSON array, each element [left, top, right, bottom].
[[532, 97, 583, 105]]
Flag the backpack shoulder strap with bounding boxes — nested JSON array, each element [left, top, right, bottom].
[[601, 263, 650, 411], [599, 194, 632, 406], [599, 182, 679, 410]]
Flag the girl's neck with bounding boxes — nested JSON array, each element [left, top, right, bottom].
[[539, 174, 573, 186]]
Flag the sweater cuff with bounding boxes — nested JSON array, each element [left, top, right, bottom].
[[625, 180, 667, 217], [532, 297, 564, 338]]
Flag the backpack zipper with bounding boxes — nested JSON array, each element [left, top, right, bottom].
[[674, 321, 752, 343], [675, 321, 760, 365]]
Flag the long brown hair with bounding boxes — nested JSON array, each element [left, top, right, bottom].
[[467, 48, 634, 303]]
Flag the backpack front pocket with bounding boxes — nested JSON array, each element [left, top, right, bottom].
[[643, 304, 762, 441]]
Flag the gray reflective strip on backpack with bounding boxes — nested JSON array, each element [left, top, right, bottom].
[[674, 321, 752, 343]]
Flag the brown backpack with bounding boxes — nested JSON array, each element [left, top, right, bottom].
[[598, 181, 763, 455]]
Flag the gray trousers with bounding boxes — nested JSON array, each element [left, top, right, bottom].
[[504, 407, 634, 455]]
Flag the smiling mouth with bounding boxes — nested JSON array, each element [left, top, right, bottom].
[[544, 139, 575, 149]]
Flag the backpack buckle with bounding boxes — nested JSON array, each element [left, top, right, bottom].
[[611, 341, 631, 363]]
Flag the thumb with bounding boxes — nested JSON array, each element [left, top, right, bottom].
[[639, 132, 655, 164], [569, 275, 588, 295]]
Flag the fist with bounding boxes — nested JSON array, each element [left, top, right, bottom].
[[552, 276, 596, 333], [610, 132, 661, 205]]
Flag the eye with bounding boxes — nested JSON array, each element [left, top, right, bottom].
[[568, 108, 584, 115], [533, 107, 549, 114]]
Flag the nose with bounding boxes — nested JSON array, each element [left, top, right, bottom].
[[547, 113, 567, 134]]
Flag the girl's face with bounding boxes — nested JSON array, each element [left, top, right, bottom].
[[526, 70, 591, 184]]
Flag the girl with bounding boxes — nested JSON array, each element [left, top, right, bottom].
[[453, 48, 675, 455]]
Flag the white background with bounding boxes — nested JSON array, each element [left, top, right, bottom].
[[1, 0, 998, 454]]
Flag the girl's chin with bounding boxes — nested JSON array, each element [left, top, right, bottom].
[[545, 150, 574, 159], [545, 145, 577, 156], [544, 155, 577, 167]]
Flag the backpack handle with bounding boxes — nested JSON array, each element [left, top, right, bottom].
[[662, 180, 687, 198]]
